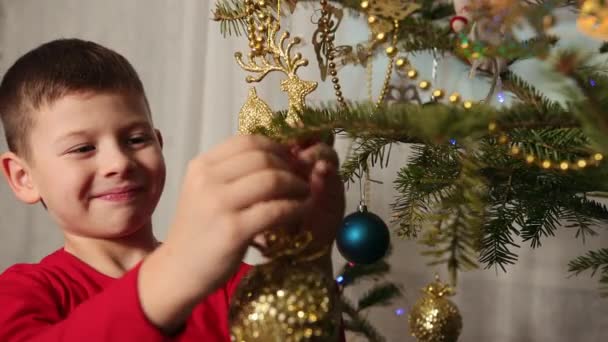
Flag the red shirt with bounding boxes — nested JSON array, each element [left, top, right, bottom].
[[0, 248, 251, 341]]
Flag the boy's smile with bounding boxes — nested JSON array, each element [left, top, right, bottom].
[[15, 91, 166, 239]]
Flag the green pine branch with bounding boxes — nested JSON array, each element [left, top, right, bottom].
[[419, 153, 486, 284], [357, 283, 402, 311], [568, 248, 608, 297], [212, 0, 249, 37], [480, 205, 522, 272], [559, 196, 608, 242], [341, 296, 386, 342], [340, 137, 394, 184], [502, 71, 559, 112], [391, 145, 459, 238], [338, 260, 391, 286]]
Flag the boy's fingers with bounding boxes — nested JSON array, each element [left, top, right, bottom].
[[296, 143, 340, 169], [239, 199, 309, 239], [213, 150, 294, 183], [225, 170, 311, 210], [290, 132, 334, 149], [203, 135, 290, 164]]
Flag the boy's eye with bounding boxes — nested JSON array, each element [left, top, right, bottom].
[[70, 145, 95, 154], [128, 135, 151, 145]]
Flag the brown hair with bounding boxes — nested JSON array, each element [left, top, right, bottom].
[[0, 38, 150, 162]]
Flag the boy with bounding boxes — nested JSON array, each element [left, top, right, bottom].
[[0, 39, 345, 341]]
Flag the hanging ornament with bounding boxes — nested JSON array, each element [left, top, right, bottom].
[[229, 247, 340, 341], [408, 275, 463, 342], [231, 2, 340, 341], [453, 0, 513, 77], [236, 1, 317, 132], [336, 202, 390, 264], [578, 0, 608, 40], [238, 87, 275, 135]]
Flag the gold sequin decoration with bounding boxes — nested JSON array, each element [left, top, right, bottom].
[[229, 260, 339, 342], [408, 275, 462, 342]]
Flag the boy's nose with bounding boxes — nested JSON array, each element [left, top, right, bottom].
[[100, 147, 136, 178]]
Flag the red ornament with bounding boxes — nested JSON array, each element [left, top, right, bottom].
[[450, 16, 469, 33]]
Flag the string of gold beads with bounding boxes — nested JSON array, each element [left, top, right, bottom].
[[488, 121, 604, 171], [319, 0, 346, 107], [359, 1, 400, 111], [393, 60, 477, 109], [244, 0, 272, 57]]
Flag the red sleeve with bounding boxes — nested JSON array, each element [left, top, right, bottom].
[[226, 262, 253, 298], [0, 263, 168, 342]]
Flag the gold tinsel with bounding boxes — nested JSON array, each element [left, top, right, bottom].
[[229, 258, 339, 342], [408, 275, 463, 342]]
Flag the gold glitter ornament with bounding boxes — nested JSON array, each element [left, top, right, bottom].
[[236, 8, 318, 127], [408, 275, 462, 342], [229, 258, 339, 342], [238, 87, 275, 135]]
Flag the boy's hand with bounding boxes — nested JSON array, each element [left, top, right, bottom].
[[250, 139, 345, 257], [139, 135, 313, 332], [292, 141, 345, 254]]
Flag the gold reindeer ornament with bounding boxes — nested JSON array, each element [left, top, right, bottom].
[[236, 19, 317, 133]]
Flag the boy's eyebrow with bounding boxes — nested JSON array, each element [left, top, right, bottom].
[[55, 121, 152, 143]]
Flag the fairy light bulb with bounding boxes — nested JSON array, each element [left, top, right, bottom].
[[497, 91, 506, 104], [578, 159, 587, 168]]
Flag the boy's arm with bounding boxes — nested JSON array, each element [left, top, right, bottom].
[[0, 263, 169, 342]]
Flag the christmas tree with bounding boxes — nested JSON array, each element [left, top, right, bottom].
[[213, 0, 608, 340]]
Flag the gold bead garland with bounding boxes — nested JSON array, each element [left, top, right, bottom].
[[392, 58, 605, 171], [360, 1, 400, 112], [487, 121, 604, 171], [394, 60, 477, 110]]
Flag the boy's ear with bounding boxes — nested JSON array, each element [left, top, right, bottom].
[[0, 151, 41, 204], [154, 128, 164, 150]]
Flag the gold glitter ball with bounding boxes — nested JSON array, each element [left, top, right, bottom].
[[409, 276, 462, 342], [230, 260, 339, 341]]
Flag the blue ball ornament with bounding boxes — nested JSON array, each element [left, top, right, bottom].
[[336, 205, 390, 264]]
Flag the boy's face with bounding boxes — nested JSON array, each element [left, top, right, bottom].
[[1, 91, 166, 239]]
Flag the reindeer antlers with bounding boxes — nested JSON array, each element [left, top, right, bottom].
[[235, 22, 308, 83]]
